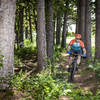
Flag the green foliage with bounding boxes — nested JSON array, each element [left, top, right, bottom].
[[15, 47, 34, 59], [67, 32, 75, 37], [24, 39, 36, 49], [14, 55, 24, 67], [0, 54, 4, 67], [14, 39, 37, 64], [11, 68, 100, 100], [53, 46, 62, 62], [11, 68, 74, 100], [70, 89, 93, 100], [14, 47, 34, 68], [11, 70, 27, 90], [87, 59, 100, 78], [94, 61, 100, 78], [12, 44, 100, 100], [92, 46, 95, 58]]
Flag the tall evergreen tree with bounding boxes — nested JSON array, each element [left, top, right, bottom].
[[0, 0, 16, 77], [78, 0, 86, 42], [37, 0, 47, 70], [19, 5, 24, 48], [61, 12, 68, 48], [46, 0, 54, 60], [95, 0, 100, 59], [85, 0, 92, 59], [56, 13, 62, 45], [29, 6, 33, 42], [25, 7, 28, 39], [76, 0, 80, 34]]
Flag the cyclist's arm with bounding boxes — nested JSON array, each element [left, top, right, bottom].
[[83, 48, 86, 54], [67, 39, 75, 52], [80, 40, 86, 54], [66, 44, 71, 52], [67, 45, 71, 51]]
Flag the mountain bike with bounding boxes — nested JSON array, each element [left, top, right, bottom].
[[67, 51, 86, 82]]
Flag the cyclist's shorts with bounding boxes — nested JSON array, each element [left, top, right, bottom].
[[70, 49, 82, 57]]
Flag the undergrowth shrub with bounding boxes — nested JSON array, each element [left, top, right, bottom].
[[0, 54, 4, 67], [93, 61, 100, 78], [11, 68, 99, 100], [11, 69, 74, 100]]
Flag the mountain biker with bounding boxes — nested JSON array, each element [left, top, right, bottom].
[[67, 34, 86, 69]]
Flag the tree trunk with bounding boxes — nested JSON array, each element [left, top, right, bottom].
[[29, 7, 33, 42], [85, 0, 92, 59], [37, 0, 47, 70], [61, 12, 68, 48], [56, 13, 61, 45], [25, 8, 28, 39], [0, 0, 16, 77], [53, 20, 55, 45], [46, 0, 54, 60], [33, 8, 37, 47], [78, 0, 86, 42], [76, 0, 80, 34], [19, 5, 24, 48], [95, 0, 100, 59]]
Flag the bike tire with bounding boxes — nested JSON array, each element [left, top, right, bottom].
[[70, 62, 77, 81]]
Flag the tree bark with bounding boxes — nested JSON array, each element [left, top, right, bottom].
[[56, 12, 61, 45], [78, 0, 86, 42], [0, 0, 16, 77], [61, 12, 68, 48], [37, 0, 47, 70], [46, 0, 54, 60], [76, 0, 80, 34], [29, 7, 33, 42], [19, 5, 24, 48], [53, 20, 55, 45], [85, 0, 92, 59], [95, 0, 100, 59], [25, 8, 28, 39]]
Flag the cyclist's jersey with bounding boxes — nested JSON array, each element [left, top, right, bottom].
[[69, 39, 84, 51]]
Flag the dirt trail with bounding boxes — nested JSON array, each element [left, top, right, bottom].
[[60, 53, 100, 94]]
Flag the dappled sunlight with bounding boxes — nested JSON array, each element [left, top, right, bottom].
[[59, 96, 70, 100], [62, 53, 69, 57]]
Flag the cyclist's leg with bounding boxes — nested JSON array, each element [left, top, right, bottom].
[[69, 49, 74, 65], [77, 49, 82, 65], [77, 55, 81, 65], [69, 56, 73, 65]]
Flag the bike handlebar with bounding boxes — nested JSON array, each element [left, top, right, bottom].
[[67, 51, 86, 58]]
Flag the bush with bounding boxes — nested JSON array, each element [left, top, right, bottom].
[[11, 69, 74, 100], [0, 54, 4, 67]]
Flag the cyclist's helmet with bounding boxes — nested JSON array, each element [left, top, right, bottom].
[[75, 34, 81, 39]]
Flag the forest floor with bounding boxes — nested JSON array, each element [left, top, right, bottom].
[[59, 53, 100, 95], [0, 52, 100, 100]]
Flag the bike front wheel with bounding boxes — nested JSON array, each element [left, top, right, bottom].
[[70, 62, 77, 82]]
